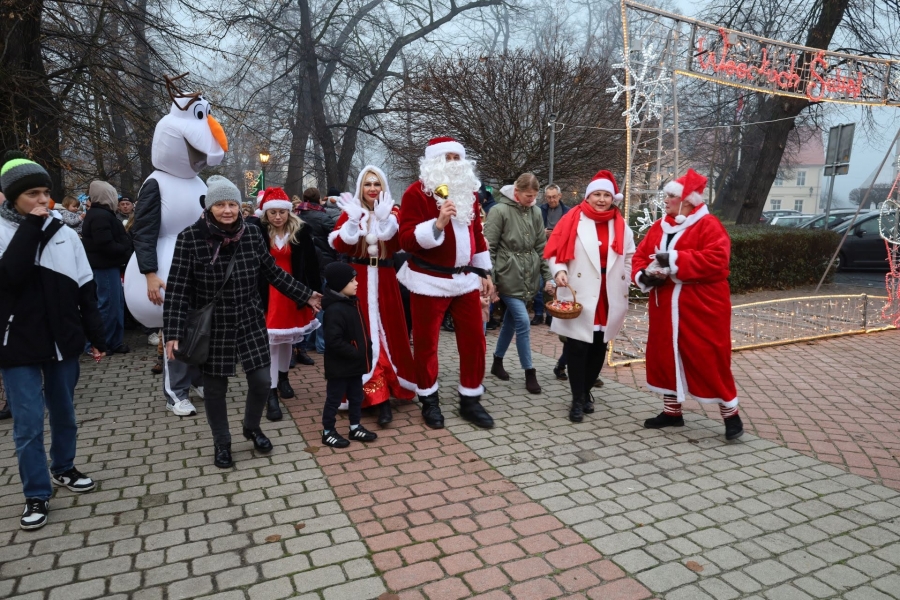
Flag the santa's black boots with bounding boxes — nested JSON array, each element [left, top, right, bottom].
[[419, 393, 444, 429], [459, 394, 494, 429], [644, 412, 685, 429], [377, 402, 393, 426], [725, 415, 744, 440]]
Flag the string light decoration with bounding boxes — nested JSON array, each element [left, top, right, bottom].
[[608, 294, 895, 366], [608, 42, 670, 126]]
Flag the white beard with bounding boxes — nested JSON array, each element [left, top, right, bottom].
[[419, 156, 480, 226]]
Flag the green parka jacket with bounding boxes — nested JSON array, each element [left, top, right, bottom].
[[483, 185, 553, 302]]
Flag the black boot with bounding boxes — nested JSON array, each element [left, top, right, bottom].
[[458, 394, 494, 429], [490, 355, 510, 381], [295, 348, 315, 366], [419, 393, 444, 429], [214, 443, 233, 468], [553, 363, 568, 381], [0, 401, 11, 420], [242, 428, 273, 453], [582, 390, 595, 414], [266, 388, 283, 421], [725, 414, 744, 440], [441, 315, 455, 332], [277, 372, 295, 399], [485, 318, 499, 331], [377, 401, 393, 426], [569, 393, 584, 423], [524, 368, 541, 394], [644, 412, 685, 429]]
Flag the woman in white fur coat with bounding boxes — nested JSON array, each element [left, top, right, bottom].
[[545, 170, 635, 422]]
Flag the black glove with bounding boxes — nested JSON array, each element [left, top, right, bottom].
[[639, 270, 667, 287], [654, 252, 670, 268]]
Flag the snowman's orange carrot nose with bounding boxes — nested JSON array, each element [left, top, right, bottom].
[[208, 115, 228, 152]]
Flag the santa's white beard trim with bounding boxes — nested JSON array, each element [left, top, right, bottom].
[[420, 156, 480, 226]]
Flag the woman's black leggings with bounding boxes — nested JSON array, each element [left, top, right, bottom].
[[202, 367, 270, 445], [565, 331, 608, 400]]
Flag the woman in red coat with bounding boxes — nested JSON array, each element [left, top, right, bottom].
[[632, 169, 742, 441], [329, 166, 416, 425]]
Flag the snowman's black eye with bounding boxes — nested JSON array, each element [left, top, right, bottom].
[[193, 104, 205, 119]]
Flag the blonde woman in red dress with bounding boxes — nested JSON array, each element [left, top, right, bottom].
[[329, 166, 416, 425], [255, 188, 322, 421]]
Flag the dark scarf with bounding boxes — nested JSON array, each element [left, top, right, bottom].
[[544, 201, 624, 263], [202, 210, 246, 264], [0, 200, 27, 226], [294, 201, 324, 213]]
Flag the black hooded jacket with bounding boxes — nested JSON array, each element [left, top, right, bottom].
[[322, 288, 371, 380]]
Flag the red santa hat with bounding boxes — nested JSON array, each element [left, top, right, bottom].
[[424, 136, 466, 161], [256, 187, 293, 217], [664, 169, 707, 207], [584, 170, 624, 203]]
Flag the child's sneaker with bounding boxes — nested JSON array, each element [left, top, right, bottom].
[[349, 425, 377, 442], [322, 430, 350, 448]]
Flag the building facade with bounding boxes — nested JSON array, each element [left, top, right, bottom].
[[763, 129, 825, 214]]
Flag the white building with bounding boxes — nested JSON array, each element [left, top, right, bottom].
[[763, 130, 825, 214]]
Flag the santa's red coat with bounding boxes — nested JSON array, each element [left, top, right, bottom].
[[329, 207, 416, 399], [397, 182, 491, 297], [631, 206, 738, 407]]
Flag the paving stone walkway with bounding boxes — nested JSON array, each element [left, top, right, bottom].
[[1, 330, 899, 599]]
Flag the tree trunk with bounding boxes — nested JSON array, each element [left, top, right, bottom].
[[284, 79, 311, 198]]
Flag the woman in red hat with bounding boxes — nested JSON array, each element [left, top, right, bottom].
[[545, 171, 635, 422], [255, 187, 322, 421], [330, 166, 416, 425]]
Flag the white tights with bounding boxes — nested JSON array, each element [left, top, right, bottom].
[[269, 342, 293, 388]]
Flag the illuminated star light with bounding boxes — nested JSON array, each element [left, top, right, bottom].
[[607, 42, 671, 126]]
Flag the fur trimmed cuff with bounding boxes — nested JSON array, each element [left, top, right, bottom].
[[458, 384, 485, 397], [373, 214, 399, 241], [471, 250, 491, 271], [338, 219, 362, 246], [414, 219, 444, 249], [634, 270, 653, 293], [416, 381, 439, 396], [668, 250, 679, 276]]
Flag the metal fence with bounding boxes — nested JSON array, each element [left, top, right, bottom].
[[609, 294, 896, 366]]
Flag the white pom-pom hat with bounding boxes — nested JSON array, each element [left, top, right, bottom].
[[664, 169, 708, 223]]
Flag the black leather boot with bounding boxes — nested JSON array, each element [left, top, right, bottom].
[[419, 393, 444, 429], [644, 412, 685, 429], [569, 392, 584, 423], [295, 348, 315, 366], [524, 368, 541, 394], [582, 390, 595, 414], [242, 428, 273, 453], [377, 402, 393, 426], [214, 443, 233, 468], [277, 371, 295, 399], [266, 388, 283, 421], [490, 355, 510, 381], [459, 394, 494, 429], [724, 414, 744, 440]]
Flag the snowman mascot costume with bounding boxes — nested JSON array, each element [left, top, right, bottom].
[[124, 80, 228, 417]]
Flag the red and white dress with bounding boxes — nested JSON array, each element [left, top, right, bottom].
[[329, 168, 416, 407], [266, 234, 319, 344]]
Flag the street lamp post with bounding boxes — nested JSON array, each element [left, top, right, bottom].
[[259, 151, 270, 190]]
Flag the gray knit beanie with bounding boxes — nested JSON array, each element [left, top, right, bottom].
[[0, 151, 53, 203], [203, 175, 242, 209]]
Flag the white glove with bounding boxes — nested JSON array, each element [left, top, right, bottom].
[[337, 192, 365, 223], [374, 191, 394, 222]]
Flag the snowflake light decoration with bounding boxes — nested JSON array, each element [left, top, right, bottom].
[[635, 191, 667, 233], [607, 42, 671, 126]]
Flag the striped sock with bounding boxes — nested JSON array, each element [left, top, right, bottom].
[[720, 404, 739, 419], [663, 394, 682, 416]]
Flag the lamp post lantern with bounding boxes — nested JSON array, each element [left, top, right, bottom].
[[259, 151, 271, 189]]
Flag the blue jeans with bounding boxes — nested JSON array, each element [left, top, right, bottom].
[[533, 277, 544, 317], [493, 296, 533, 369], [1, 358, 80, 500], [93, 268, 124, 349]]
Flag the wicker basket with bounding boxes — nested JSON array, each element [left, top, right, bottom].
[[545, 288, 583, 320]]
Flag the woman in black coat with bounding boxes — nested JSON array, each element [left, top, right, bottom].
[[81, 181, 133, 353], [163, 176, 322, 468]]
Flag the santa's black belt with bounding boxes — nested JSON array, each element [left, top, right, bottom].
[[410, 256, 489, 279], [343, 256, 395, 268]]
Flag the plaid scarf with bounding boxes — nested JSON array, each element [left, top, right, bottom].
[[202, 210, 246, 264], [294, 201, 324, 213]]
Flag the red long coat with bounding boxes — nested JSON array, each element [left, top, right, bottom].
[[631, 205, 738, 406], [329, 207, 416, 400]]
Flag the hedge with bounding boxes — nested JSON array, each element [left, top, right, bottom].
[[725, 225, 840, 293]]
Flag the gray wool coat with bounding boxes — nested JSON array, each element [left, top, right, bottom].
[[163, 219, 313, 377]]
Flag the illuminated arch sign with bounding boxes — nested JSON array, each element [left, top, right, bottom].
[[624, 0, 900, 107]]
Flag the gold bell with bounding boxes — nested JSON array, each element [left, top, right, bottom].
[[434, 184, 450, 199]]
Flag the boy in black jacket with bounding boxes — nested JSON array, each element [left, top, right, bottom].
[[321, 262, 377, 448]]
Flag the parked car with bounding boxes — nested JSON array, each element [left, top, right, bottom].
[[760, 209, 800, 224], [769, 214, 814, 227], [832, 210, 898, 270], [799, 209, 875, 231]]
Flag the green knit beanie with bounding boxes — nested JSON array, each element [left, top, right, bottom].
[[0, 151, 53, 203]]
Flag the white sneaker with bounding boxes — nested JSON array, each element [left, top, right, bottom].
[[190, 385, 204, 400], [147, 332, 160, 346], [167, 399, 197, 416], [338, 400, 349, 411]]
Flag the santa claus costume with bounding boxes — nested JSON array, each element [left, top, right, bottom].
[[255, 188, 322, 421], [632, 169, 743, 440], [397, 138, 494, 430], [329, 166, 416, 425]]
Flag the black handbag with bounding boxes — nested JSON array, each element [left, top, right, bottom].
[[174, 250, 238, 365]]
